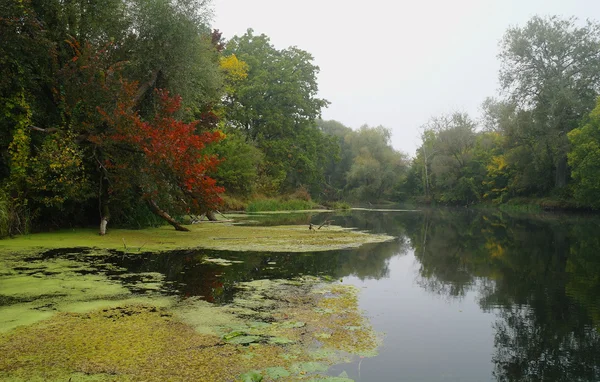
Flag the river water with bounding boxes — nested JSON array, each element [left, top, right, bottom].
[[2, 208, 600, 381]]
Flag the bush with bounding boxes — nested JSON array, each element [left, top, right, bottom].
[[246, 198, 316, 212], [286, 186, 312, 202], [220, 195, 248, 211], [322, 201, 351, 210], [0, 190, 31, 238]]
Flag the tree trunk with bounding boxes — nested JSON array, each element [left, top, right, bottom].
[[146, 199, 190, 231], [206, 210, 217, 221], [99, 217, 109, 236], [555, 155, 568, 189], [99, 176, 110, 236]]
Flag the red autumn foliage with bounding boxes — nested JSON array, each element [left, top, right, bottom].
[[60, 38, 224, 219], [97, 87, 225, 213]]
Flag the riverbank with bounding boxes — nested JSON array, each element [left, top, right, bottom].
[[0, 214, 394, 255]]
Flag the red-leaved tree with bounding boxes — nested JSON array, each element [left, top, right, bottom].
[[95, 88, 224, 233], [55, 39, 224, 234]]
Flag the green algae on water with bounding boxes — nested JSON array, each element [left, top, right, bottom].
[[0, 276, 381, 381], [0, 222, 394, 254]]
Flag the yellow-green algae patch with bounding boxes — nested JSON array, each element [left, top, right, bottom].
[[0, 255, 172, 332], [0, 277, 381, 381], [0, 223, 394, 254]]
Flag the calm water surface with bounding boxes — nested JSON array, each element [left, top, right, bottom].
[[4, 208, 600, 381]]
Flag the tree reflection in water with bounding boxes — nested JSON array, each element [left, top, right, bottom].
[[405, 209, 600, 381]]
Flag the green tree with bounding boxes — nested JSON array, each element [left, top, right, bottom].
[[567, 98, 600, 208], [224, 30, 332, 194], [207, 129, 263, 197], [418, 113, 483, 204], [499, 16, 600, 190], [344, 125, 408, 201]]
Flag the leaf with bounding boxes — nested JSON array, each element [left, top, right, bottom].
[[239, 370, 263, 382]]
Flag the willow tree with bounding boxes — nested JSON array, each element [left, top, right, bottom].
[[499, 16, 600, 190]]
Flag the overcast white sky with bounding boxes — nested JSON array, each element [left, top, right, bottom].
[[212, 0, 600, 156]]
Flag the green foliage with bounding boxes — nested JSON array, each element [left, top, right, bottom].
[[568, 99, 600, 208], [246, 198, 316, 213], [329, 202, 351, 210], [0, 191, 10, 238], [224, 30, 334, 194], [206, 129, 263, 197], [319, 121, 408, 203], [28, 131, 92, 208], [220, 195, 248, 211], [413, 113, 485, 204], [499, 16, 600, 190]]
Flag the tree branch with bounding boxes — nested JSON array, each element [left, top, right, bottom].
[[29, 126, 58, 134]]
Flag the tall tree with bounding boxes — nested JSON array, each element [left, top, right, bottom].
[[568, 99, 600, 209], [223, 29, 332, 193], [499, 16, 600, 189], [1, 0, 225, 234]]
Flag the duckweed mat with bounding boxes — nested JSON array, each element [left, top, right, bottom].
[[0, 223, 394, 254], [0, 277, 381, 381]]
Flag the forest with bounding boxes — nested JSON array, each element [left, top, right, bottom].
[[2, 1, 600, 237]]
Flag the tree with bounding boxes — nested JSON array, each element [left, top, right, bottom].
[[206, 129, 263, 197], [223, 30, 332, 193], [567, 99, 600, 208], [317, 119, 353, 199], [96, 87, 224, 233], [499, 16, 600, 189], [1, 0, 225, 235], [418, 113, 483, 204], [341, 124, 408, 202]]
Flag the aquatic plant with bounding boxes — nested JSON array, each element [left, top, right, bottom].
[[0, 276, 381, 381]]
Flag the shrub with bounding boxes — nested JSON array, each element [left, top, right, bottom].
[[246, 198, 316, 212]]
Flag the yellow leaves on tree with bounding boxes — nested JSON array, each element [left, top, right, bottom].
[[220, 54, 248, 81], [7, 92, 32, 185], [28, 132, 91, 207], [483, 155, 510, 202], [220, 54, 248, 96]]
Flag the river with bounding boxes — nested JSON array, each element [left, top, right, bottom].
[[1, 208, 600, 381]]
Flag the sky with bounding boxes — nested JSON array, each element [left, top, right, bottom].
[[212, 0, 600, 156]]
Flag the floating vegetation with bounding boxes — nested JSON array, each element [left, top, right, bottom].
[[0, 253, 171, 332], [201, 257, 244, 266], [0, 275, 381, 381], [0, 222, 394, 254]]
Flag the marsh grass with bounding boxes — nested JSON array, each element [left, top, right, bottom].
[[247, 198, 317, 212]]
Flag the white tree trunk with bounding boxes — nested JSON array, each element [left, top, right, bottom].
[[99, 217, 108, 236]]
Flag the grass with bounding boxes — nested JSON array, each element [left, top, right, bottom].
[[324, 201, 351, 210], [246, 198, 317, 212], [220, 194, 248, 211]]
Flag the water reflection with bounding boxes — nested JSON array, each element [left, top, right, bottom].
[[404, 209, 600, 381], [4, 209, 600, 381]]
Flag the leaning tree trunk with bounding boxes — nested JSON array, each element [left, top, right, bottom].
[[206, 210, 218, 221], [146, 199, 190, 232]]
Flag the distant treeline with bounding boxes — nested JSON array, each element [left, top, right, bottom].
[[401, 16, 600, 208], [2, 1, 600, 236]]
